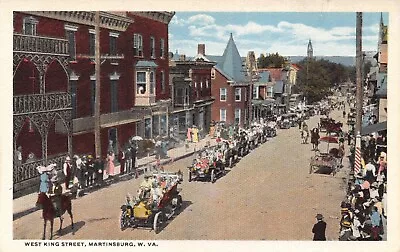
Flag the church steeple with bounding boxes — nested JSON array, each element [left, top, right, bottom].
[[307, 39, 313, 58]]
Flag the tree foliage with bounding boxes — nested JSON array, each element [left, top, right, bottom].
[[295, 58, 355, 103], [258, 53, 288, 68]]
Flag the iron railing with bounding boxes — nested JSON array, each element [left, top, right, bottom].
[[13, 33, 69, 55], [13, 92, 71, 115]]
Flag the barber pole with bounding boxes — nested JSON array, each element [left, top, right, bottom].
[[354, 133, 362, 175]]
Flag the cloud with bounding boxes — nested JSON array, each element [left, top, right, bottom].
[[170, 15, 186, 26], [170, 14, 382, 57], [187, 14, 215, 25]]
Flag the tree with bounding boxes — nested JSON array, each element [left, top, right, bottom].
[[258, 52, 288, 68]]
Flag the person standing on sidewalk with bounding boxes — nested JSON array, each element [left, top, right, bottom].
[[125, 147, 132, 174], [106, 151, 115, 177], [94, 156, 104, 186], [63, 156, 72, 190], [131, 142, 138, 178], [118, 147, 126, 175], [312, 214, 327, 241]]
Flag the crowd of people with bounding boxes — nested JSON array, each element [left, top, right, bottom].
[[339, 142, 387, 241]]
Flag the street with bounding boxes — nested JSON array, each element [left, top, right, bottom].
[[13, 110, 348, 240]]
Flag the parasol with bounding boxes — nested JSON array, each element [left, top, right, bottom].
[[131, 136, 143, 141], [319, 136, 339, 144], [36, 164, 57, 174]]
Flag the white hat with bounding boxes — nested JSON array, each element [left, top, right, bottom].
[[65, 156, 71, 161]]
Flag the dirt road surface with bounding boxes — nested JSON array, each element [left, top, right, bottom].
[[14, 109, 349, 240]]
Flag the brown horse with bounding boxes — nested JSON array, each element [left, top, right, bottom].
[[36, 192, 74, 240]]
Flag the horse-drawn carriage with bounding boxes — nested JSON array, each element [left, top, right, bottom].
[[309, 136, 342, 176], [318, 117, 342, 133], [120, 171, 183, 234], [188, 147, 226, 183]]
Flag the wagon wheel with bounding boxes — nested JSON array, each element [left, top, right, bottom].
[[210, 169, 216, 183], [188, 171, 192, 182], [153, 212, 165, 234]]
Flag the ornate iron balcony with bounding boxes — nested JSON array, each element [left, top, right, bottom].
[[13, 33, 69, 56], [13, 92, 72, 115]]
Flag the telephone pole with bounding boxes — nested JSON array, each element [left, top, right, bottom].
[[94, 11, 101, 158], [355, 12, 363, 135]]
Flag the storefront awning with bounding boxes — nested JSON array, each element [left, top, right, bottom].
[[361, 121, 387, 136]]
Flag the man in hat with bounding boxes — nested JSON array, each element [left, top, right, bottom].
[[63, 156, 72, 190], [312, 214, 327, 241]]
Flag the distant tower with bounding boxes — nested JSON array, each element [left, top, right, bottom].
[[307, 39, 313, 58]]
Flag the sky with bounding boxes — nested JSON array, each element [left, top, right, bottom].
[[169, 12, 388, 57]]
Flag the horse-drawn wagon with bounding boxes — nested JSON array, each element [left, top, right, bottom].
[[119, 171, 183, 233], [309, 136, 343, 176]]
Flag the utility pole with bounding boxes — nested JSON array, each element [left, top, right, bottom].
[[353, 12, 363, 176], [94, 11, 101, 158], [355, 12, 363, 135]]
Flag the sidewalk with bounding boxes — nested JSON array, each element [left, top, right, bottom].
[[13, 135, 217, 220]]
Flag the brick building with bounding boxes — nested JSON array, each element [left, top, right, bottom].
[[205, 34, 252, 127], [13, 11, 174, 196], [169, 44, 215, 137]]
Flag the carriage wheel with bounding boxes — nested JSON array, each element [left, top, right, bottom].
[[210, 169, 216, 183], [153, 212, 164, 234]]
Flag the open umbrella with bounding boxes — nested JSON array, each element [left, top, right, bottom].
[[319, 136, 339, 144], [131, 136, 143, 141]]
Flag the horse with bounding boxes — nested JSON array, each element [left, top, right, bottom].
[[35, 192, 74, 240]]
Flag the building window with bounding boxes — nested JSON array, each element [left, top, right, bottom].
[[133, 33, 143, 57], [235, 108, 241, 125], [200, 81, 203, 89], [267, 87, 273, 98], [69, 72, 79, 118], [211, 68, 216, 79], [110, 72, 120, 113], [89, 30, 95, 56], [160, 38, 165, 58], [23, 16, 38, 35], [235, 88, 241, 101], [109, 32, 119, 55], [206, 79, 209, 88], [253, 86, 259, 99], [220, 88, 227, 101], [161, 71, 165, 93], [65, 25, 77, 60], [136, 71, 146, 94], [150, 71, 155, 95], [220, 109, 226, 122], [90, 76, 96, 116], [150, 36, 155, 58]]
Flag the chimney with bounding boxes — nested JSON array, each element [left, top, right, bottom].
[[198, 44, 205, 56]]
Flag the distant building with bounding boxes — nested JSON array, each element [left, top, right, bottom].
[[169, 44, 216, 136], [205, 34, 252, 127], [307, 39, 313, 58]]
